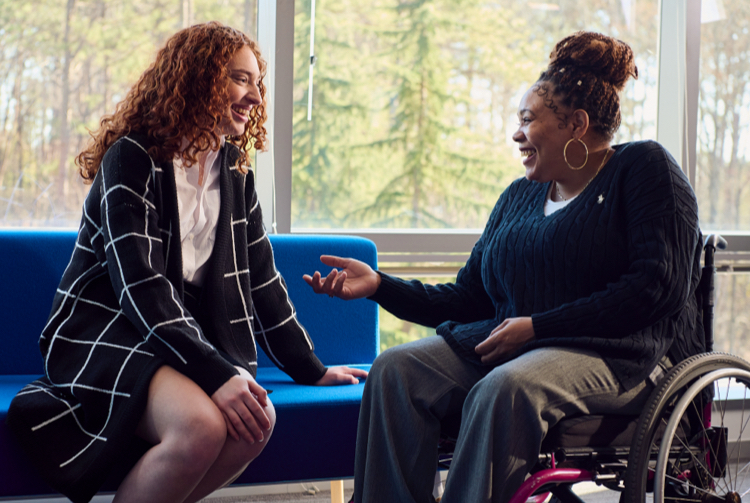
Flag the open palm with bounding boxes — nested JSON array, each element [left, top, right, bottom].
[[303, 255, 381, 300]]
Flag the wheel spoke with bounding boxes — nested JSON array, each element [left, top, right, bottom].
[[713, 380, 734, 491], [663, 470, 714, 499], [732, 385, 749, 492], [628, 356, 750, 503]]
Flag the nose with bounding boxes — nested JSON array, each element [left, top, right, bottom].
[[512, 128, 524, 143], [246, 82, 262, 106]]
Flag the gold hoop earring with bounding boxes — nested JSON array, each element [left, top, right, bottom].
[[563, 138, 588, 171]]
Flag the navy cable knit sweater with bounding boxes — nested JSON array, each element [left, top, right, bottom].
[[371, 141, 703, 390]]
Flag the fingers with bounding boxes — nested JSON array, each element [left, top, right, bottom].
[[346, 367, 369, 379], [213, 376, 272, 444], [304, 269, 340, 294], [223, 411, 240, 442], [321, 268, 339, 293], [319, 255, 349, 268], [474, 333, 496, 355], [246, 378, 269, 407], [302, 272, 316, 286], [315, 366, 369, 385], [304, 268, 349, 299], [332, 271, 347, 297], [479, 347, 504, 364], [228, 395, 270, 444]]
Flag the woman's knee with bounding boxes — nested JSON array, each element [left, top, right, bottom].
[[222, 398, 276, 468], [257, 398, 276, 452], [137, 366, 228, 469], [465, 365, 530, 414], [175, 404, 228, 469]]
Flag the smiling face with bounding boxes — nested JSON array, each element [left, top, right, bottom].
[[218, 45, 262, 137], [512, 85, 575, 182]]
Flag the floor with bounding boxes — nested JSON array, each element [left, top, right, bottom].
[[199, 481, 618, 503], [2, 482, 624, 503]]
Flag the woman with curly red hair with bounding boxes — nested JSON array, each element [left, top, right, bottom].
[[8, 22, 366, 503]]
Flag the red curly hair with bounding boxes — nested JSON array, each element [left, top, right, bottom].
[[76, 21, 267, 182]]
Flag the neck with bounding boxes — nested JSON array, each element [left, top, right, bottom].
[[553, 146, 611, 202]]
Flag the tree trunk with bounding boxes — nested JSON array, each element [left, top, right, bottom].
[[58, 0, 76, 205]]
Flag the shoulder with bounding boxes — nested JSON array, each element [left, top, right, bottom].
[[101, 135, 153, 169], [612, 140, 680, 173], [611, 141, 697, 223], [611, 140, 689, 188], [100, 134, 166, 183]]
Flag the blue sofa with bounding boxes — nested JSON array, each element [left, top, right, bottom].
[[0, 229, 378, 499]]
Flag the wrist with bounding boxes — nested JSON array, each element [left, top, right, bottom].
[[372, 270, 382, 294]]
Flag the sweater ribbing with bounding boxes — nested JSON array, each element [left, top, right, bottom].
[[371, 141, 703, 390]]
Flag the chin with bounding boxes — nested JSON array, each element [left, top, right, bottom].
[[220, 124, 245, 137]]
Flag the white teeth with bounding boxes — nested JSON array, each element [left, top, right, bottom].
[[520, 150, 535, 158], [232, 105, 250, 118]]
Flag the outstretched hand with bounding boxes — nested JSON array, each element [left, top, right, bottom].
[[475, 317, 535, 364], [315, 366, 369, 385], [303, 255, 381, 300]]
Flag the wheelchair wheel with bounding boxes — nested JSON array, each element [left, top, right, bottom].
[[624, 352, 750, 503]]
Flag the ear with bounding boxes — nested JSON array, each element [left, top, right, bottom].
[[570, 109, 590, 139]]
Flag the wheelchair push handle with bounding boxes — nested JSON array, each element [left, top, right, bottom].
[[703, 234, 727, 268], [701, 234, 726, 353]]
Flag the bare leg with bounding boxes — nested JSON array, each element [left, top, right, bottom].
[[183, 398, 275, 503], [113, 365, 275, 503]]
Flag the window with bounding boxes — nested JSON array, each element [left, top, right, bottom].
[[2, 1, 749, 352], [290, 0, 659, 231], [715, 272, 750, 361], [695, 0, 750, 359], [695, 0, 750, 232], [0, 0, 257, 227]]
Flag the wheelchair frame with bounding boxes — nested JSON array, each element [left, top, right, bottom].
[[436, 235, 750, 503]]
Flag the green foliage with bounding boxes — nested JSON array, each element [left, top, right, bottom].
[[0, 0, 256, 226], [290, 0, 662, 231]]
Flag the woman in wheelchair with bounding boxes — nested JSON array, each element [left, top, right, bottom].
[[305, 32, 707, 502]]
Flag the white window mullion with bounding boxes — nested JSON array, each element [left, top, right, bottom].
[[257, 0, 295, 234], [656, 0, 702, 182]]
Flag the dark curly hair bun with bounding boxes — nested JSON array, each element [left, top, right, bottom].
[[538, 31, 638, 139]]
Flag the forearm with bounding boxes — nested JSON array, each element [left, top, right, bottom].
[[369, 271, 495, 328]]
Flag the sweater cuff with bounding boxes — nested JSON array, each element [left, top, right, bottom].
[[283, 353, 328, 385], [530, 312, 558, 340], [189, 355, 240, 397], [367, 271, 397, 304]]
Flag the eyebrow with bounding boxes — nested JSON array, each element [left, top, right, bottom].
[[230, 69, 259, 78], [517, 108, 534, 117]]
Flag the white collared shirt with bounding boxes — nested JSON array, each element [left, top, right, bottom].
[[173, 139, 224, 286]]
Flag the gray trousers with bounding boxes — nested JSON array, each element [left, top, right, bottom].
[[353, 336, 654, 503]]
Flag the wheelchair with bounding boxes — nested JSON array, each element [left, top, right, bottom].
[[435, 234, 750, 503]]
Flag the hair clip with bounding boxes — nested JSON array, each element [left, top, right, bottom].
[[577, 80, 582, 86], [559, 68, 565, 73]]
